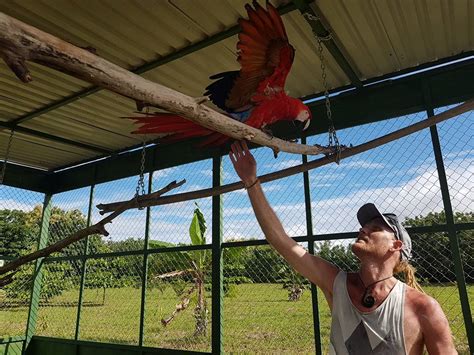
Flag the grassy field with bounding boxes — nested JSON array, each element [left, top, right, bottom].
[[2, 284, 473, 354]]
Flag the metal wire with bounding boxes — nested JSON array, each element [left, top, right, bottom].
[[0, 129, 15, 185], [303, 11, 341, 163]]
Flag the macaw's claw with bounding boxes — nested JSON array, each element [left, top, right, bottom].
[[261, 126, 274, 138], [194, 96, 210, 105], [272, 147, 280, 159]]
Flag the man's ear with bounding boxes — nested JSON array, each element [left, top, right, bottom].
[[390, 239, 403, 253]]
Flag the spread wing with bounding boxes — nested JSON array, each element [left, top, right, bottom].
[[205, 1, 295, 112]]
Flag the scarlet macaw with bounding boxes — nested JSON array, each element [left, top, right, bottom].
[[131, 1, 312, 147]]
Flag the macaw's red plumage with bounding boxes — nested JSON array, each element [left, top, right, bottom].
[[130, 0, 312, 147]]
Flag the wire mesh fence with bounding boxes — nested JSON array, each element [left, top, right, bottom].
[[1, 106, 473, 353]]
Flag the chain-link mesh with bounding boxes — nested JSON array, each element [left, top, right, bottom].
[[435, 105, 473, 216], [34, 260, 82, 339], [1, 107, 473, 353], [143, 251, 212, 352], [223, 148, 307, 240], [1, 185, 44, 340], [223, 245, 315, 353], [149, 159, 213, 245], [79, 255, 143, 344]]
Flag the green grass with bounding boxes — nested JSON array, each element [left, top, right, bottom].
[[2, 284, 473, 354]]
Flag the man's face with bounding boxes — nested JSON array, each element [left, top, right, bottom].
[[352, 218, 397, 261]]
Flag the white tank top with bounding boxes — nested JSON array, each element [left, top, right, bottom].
[[329, 271, 407, 355]]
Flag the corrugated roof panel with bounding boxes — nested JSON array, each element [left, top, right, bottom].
[[316, 0, 474, 79], [0, 0, 472, 172], [0, 130, 97, 170]]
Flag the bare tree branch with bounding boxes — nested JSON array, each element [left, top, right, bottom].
[[0, 11, 335, 156]]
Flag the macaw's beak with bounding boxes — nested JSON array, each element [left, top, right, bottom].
[[293, 119, 311, 131], [303, 119, 310, 131]]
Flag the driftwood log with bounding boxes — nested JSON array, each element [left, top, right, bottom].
[[96, 100, 474, 214], [0, 180, 183, 283], [0, 11, 334, 156]]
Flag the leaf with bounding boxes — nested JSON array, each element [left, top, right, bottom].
[[189, 204, 207, 246], [189, 211, 203, 246]]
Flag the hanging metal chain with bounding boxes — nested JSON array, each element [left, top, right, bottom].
[[0, 129, 15, 185], [135, 140, 147, 199], [304, 12, 342, 163]]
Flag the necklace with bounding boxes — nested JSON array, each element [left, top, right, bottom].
[[358, 273, 394, 308]]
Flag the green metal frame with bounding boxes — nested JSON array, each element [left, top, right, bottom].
[[139, 172, 153, 346], [301, 136, 322, 355], [292, 0, 362, 87], [74, 184, 95, 341], [423, 85, 474, 350], [211, 157, 224, 354], [23, 194, 52, 352]]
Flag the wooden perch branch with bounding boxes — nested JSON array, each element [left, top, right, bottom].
[[0, 11, 334, 156], [0, 180, 182, 282], [97, 179, 185, 214], [97, 99, 473, 212]]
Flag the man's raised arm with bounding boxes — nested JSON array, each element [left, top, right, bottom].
[[229, 141, 340, 301]]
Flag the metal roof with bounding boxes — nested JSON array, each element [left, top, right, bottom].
[[0, 0, 472, 171]]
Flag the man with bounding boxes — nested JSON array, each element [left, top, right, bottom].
[[229, 140, 457, 355]]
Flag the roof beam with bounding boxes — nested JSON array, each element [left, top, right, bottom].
[[0, 121, 112, 154], [4, 1, 303, 128], [292, 0, 363, 87], [2, 162, 50, 193]]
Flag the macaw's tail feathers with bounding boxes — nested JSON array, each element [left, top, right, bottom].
[[130, 113, 230, 147], [130, 113, 211, 137]]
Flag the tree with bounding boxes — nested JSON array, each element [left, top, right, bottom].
[[404, 211, 473, 283], [1, 206, 96, 303], [0, 209, 38, 258], [315, 241, 359, 272]]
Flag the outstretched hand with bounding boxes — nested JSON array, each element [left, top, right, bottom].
[[229, 141, 257, 186]]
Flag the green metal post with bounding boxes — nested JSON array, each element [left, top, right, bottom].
[[302, 137, 322, 355], [23, 193, 53, 352], [424, 88, 474, 352], [211, 157, 223, 354], [139, 172, 153, 346], [74, 184, 95, 341]]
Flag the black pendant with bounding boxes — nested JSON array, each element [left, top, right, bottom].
[[362, 291, 375, 308]]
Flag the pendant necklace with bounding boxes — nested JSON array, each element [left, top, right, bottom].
[[358, 273, 394, 308]]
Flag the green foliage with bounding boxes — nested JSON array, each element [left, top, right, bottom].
[[188, 204, 210, 270], [189, 203, 206, 246], [3, 266, 33, 303], [0, 209, 38, 258], [404, 211, 474, 283], [41, 262, 74, 302], [316, 241, 359, 272]]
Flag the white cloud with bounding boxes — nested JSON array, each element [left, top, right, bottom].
[[264, 159, 302, 170], [0, 199, 39, 212], [339, 160, 385, 169]]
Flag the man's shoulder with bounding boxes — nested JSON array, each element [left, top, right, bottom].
[[404, 286, 442, 315]]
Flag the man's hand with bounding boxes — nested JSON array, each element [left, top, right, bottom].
[[229, 141, 257, 186]]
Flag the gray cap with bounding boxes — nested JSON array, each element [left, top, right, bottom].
[[357, 203, 412, 261]]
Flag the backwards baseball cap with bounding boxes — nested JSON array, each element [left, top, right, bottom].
[[357, 203, 412, 261]]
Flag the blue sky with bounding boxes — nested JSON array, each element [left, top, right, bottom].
[[1, 103, 472, 248]]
